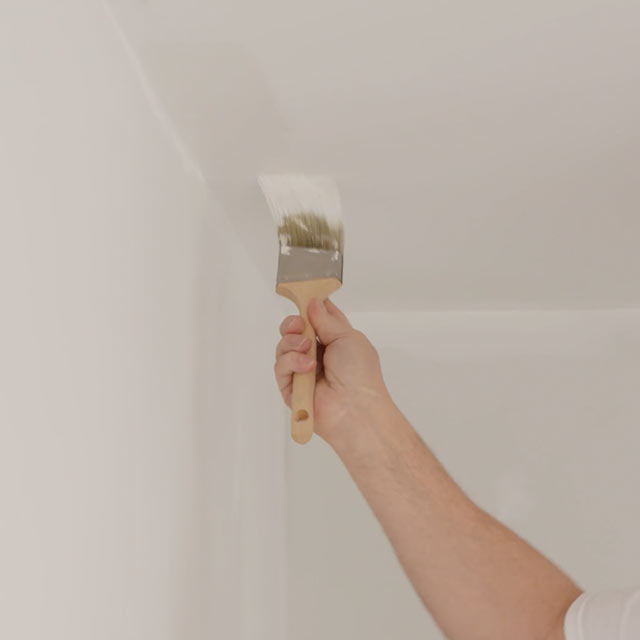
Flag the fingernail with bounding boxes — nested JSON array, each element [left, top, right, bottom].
[[297, 336, 310, 348]]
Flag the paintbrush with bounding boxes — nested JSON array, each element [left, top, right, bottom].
[[259, 175, 344, 444]]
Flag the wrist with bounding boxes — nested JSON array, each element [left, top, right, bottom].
[[327, 392, 407, 461]]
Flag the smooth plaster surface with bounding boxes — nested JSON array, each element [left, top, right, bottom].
[[107, 0, 640, 310]]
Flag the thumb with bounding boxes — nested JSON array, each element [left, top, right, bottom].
[[307, 298, 352, 345]]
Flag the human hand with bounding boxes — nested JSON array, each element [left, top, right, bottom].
[[274, 298, 392, 445]]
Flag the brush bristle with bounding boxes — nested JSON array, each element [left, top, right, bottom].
[[258, 175, 344, 252], [278, 212, 344, 252]]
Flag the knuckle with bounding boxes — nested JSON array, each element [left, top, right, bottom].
[[354, 329, 372, 347], [351, 329, 367, 344], [285, 352, 299, 368], [279, 317, 293, 335]]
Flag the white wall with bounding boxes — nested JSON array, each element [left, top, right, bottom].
[[198, 210, 287, 639], [0, 3, 285, 639], [4, 5, 637, 640], [287, 309, 640, 639]]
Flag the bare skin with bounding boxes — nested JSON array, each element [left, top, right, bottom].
[[275, 297, 582, 640]]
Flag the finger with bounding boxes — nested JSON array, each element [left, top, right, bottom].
[[275, 333, 312, 359], [279, 315, 305, 337], [274, 352, 316, 393], [325, 298, 351, 326], [307, 298, 352, 345], [281, 385, 292, 408]]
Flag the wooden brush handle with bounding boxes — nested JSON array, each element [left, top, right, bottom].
[[276, 277, 342, 444]]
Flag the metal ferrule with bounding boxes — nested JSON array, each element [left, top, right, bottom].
[[276, 246, 344, 284]]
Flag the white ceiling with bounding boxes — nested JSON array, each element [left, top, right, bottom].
[[109, 0, 640, 311]]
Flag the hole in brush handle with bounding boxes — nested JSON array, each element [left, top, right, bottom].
[[294, 409, 309, 421]]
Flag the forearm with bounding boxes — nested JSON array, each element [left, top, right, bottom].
[[329, 398, 581, 640]]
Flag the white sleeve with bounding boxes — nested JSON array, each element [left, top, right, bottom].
[[564, 588, 640, 640]]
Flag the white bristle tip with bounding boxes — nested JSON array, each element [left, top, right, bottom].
[[258, 174, 343, 226]]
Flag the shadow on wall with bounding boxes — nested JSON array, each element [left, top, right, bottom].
[[139, 41, 290, 283]]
